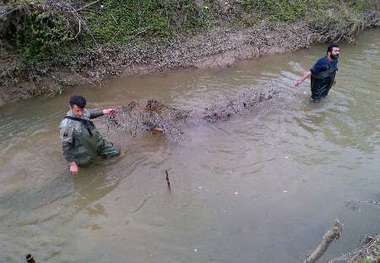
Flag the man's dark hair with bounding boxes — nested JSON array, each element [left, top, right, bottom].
[[327, 44, 339, 54], [69, 95, 86, 108]]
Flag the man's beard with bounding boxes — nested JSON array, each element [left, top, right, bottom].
[[331, 54, 339, 60]]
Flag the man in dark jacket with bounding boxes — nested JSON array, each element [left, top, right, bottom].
[[294, 44, 341, 102], [59, 96, 120, 175]]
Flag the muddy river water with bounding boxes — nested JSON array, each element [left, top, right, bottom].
[[0, 30, 379, 262]]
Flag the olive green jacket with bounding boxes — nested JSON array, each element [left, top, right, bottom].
[[59, 109, 117, 166]]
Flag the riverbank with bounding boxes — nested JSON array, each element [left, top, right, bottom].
[[0, 1, 379, 106], [331, 234, 380, 262]]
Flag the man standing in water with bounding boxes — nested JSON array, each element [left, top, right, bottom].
[[59, 95, 120, 175], [294, 44, 341, 102]]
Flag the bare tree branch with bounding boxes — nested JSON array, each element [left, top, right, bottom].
[[304, 220, 343, 263]]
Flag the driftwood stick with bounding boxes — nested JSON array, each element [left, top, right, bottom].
[[74, 19, 81, 39], [165, 169, 171, 192], [76, 0, 100, 12], [304, 220, 343, 263], [26, 254, 36, 263]]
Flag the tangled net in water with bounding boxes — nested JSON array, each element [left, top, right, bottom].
[[105, 99, 191, 140], [200, 86, 278, 123], [104, 87, 279, 141]]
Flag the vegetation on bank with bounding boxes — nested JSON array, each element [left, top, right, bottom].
[[0, 0, 379, 67]]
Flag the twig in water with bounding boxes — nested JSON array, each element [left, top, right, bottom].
[[304, 220, 343, 263], [26, 254, 36, 263], [165, 169, 171, 192]]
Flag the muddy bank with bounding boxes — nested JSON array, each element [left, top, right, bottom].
[[0, 11, 379, 106]]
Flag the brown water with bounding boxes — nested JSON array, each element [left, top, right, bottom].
[[1, 30, 379, 263]]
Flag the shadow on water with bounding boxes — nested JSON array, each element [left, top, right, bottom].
[[0, 154, 142, 261], [0, 155, 134, 221]]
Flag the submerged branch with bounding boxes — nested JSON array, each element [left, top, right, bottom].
[[304, 220, 343, 263]]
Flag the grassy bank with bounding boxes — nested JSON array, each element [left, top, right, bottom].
[[1, 0, 379, 65], [0, 0, 379, 104]]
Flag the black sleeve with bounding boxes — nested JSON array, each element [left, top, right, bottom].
[[89, 109, 104, 119]]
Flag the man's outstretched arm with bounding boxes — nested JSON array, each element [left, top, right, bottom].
[[89, 108, 116, 119], [294, 71, 311, 87]]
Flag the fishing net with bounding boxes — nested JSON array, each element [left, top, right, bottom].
[[103, 86, 279, 141], [104, 99, 190, 141]]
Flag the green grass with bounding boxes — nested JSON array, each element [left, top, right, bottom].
[[241, 0, 308, 22], [85, 0, 211, 44], [2, 0, 379, 65], [13, 11, 75, 64]]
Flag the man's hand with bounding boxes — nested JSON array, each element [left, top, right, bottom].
[[294, 71, 311, 88], [294, 79, 303, 87], [70, 162, 79, 176], [102, 108, 116, 116]]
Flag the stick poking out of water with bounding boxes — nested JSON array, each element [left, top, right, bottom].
[[165, 169, 171, 192], [26, 254, 36, 263], [304, 220, 343, 263]]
